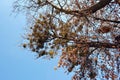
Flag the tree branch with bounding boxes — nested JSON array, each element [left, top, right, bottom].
[[77, 42, 119, 48], [93, 17, 120, 23], [47, 0, 112, 16], [83, 0, 112, 14]]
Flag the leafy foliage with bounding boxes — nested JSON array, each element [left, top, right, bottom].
[[14, 0, 120, 80]]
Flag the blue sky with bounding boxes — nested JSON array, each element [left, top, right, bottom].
[[0, 0, 72, 80]]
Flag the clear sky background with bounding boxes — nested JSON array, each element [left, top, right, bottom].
[[0, 0, 73, 80]]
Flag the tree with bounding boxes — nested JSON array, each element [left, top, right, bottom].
[[14, 0, 120, 79]]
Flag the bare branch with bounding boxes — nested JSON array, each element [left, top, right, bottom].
[[77, 42, 119, 48], [83, 0, 112, 13], [46, 0, 112, 17], [93, 17, 120, 23]]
